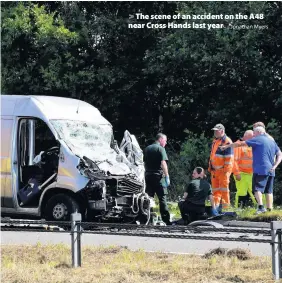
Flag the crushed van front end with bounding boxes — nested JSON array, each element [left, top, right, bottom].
[[79, 157, 151, 223]]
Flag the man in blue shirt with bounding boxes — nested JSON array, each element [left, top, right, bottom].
[[220, 126, 282, 214]]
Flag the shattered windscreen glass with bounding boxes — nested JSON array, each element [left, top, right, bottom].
[[50, 119, 133, 175], [51, 119, 114, 161]]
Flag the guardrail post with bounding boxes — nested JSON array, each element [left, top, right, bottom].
[[271, 221, 282, 280], [279, 228, 282, 279], [71, 212, 82, 268]]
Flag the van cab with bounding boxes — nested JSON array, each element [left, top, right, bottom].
[[1, 95, 150, 222]]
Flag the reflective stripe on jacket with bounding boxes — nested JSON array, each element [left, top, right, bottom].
[[209, 135, 234, 173], [232, 140, 253, 175]]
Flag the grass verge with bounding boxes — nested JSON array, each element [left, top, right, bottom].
[[1, 244, 276, 283], [236, 208, 282, 222], [165, 201, 282, 222]]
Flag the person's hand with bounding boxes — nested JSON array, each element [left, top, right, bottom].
[[211, 208, 219, 216], [235, 174, 241, 181]]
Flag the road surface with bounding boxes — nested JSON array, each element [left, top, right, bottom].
[[1, 231, 271, 256]]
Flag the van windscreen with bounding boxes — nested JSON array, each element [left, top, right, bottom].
[[50, 120, 113, 161]]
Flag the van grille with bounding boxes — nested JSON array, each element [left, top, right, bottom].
[[117, 178, 143, 196]]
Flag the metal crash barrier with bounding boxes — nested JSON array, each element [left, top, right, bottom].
[[271, 221, 282, 280], [1, 214, 282, 279]]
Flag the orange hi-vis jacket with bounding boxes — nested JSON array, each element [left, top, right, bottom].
[[209, 135, 234, 173], [232, 140, 253, 175]]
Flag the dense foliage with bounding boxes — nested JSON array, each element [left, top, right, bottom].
[[2, 2, 282, 203]]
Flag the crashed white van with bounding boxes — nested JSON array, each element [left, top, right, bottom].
[[1, 95, 150, 222]]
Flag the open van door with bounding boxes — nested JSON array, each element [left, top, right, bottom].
[[16, 118, 59, 207]]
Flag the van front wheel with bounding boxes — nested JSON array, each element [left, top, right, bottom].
[[44, 194, 80, 221]]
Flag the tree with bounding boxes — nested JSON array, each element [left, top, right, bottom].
[[1, 2, 77, 95], [2, 1, 282, 202]]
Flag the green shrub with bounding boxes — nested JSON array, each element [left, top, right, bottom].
[[167, 130, 211, 200]]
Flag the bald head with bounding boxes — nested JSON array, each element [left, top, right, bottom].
[[243, 130, 253, 141]]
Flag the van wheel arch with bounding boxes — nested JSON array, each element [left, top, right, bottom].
[[41, 188, 86, 220]]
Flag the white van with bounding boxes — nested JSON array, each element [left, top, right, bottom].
[[1, 95, 150, 222]]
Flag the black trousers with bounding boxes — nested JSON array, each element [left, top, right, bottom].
[[178, 200, 206, 224], [145, 173, 171, 224]]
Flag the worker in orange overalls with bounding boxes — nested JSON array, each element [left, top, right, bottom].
[[208, 124, 234, 212], [232, 130, 257, 208]]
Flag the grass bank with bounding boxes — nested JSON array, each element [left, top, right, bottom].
[[166, 201, 282, 222], [1, 244, 275, 283], [237, 208, 282, 222]]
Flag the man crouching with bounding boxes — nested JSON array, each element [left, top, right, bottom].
[[178, 167, 218, 224]]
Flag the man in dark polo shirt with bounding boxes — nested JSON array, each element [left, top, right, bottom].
[[178, 167, 218, 224], [144, 133, 171, 225]]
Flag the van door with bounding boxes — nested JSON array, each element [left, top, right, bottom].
[[16, 118, 59, 207], [1, 118, 14, 208]]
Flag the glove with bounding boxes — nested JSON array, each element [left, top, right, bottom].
[[211, 208, 219, 216], [165, 176, 170, 187], [161, 176, 170, 188]]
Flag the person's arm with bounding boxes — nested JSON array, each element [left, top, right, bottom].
[[160, 147, 170, 187], [220, 141, 247, 151], [161, 160, 169, 177], [270, 149, 282, 172], [183, 182, 193, 199], [160, 147, 169, 176]]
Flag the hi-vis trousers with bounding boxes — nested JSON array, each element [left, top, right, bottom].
[[234, 172, 257, 208], [211, 171, 231, 210]]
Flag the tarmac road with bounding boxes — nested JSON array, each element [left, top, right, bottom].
[[1, 230, 271, 256]]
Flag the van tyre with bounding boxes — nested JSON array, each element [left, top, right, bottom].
[[45, 194, 80, 221]]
